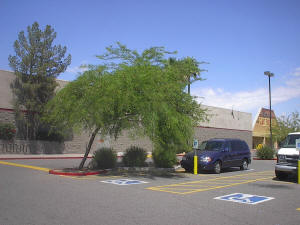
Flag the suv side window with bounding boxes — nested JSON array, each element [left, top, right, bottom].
[[231, 140, 238, 152], [240, 141, 249, 151], [224, 141, 231, 152]]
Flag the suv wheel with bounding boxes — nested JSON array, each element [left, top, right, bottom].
[[213, 161, 221, 174], [240, 159, 248, 170], [185, 167, 192, 173], [275, 170, 288, 180]]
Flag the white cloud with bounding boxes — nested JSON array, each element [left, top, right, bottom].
[[292, 67, 300, 77], [66, 65, 89, 74], [192, 75, 300, 113]]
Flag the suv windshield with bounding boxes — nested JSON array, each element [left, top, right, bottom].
[[282, 134, 300, 148], [198, 141, 207, 150], [203, 141, 224, 151]]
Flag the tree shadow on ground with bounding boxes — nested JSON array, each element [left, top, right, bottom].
[[94, 168, 190, 180]]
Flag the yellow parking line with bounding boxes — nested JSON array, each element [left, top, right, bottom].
[[159, 187, 202, 191], [148, 171, 273, 189], [147, 188, 184, 195], [0, 161, 49, 172], [180, 177, 273, 195], [148, 177, 273, 195], [297, 208, 300, 211], [147, 171, 275, 195]]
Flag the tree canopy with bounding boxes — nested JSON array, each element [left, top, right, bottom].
[[273, 111, 300, 144], [45, 43, 207, 168], [9, 21, 71, 140]]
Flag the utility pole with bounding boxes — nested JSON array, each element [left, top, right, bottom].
[[264, 71, 274, 148]]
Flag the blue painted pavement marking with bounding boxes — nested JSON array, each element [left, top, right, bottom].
[[101, 179, 149, 185], [214, 193, 274, 205]]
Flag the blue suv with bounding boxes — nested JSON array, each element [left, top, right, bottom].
[[180, 138, 251, 174]]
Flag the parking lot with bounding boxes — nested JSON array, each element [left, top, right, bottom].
[[0, 158, 299, 225]]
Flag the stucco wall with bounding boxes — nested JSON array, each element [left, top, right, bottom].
[[0, 109, 15, 125], [194, 127, 252, 150], [0, 69, 253, 154], [0, 70, 68, 109], [0, 70, 14, 109], [199, 105, 252, 131]]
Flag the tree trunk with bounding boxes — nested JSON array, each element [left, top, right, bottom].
[[78, 127, 100, 170]]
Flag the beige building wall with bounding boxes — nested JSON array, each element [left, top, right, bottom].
[[252, 107, 277, 148], [200, 105, 252, 131], [196, 105, 252, 148], [0, 70, 253, 153]]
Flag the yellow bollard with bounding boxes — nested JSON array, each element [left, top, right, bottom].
[[298, 160, 300, 184], [194, 156, 198, 175]]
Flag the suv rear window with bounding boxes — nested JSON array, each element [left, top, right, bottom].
[[230, 140, 247, 152], [240, 141, 249, 151]]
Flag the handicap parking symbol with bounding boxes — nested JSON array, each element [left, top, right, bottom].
[[214, 193, 274, 205], [101, 179, 148, 185]]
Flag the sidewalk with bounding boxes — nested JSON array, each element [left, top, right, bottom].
[[0, 152, 180, 160], [0, 152, 151, 160], [0, 154, 93, 160]]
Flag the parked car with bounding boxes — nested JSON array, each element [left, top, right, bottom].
[[275, 132, 300, 180], [180, 138, 251, 174]]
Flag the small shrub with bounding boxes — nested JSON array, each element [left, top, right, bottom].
[[92, 147, 117, 169], [122, 146, 147, 167], [256, 144, 264, 150], [152, 146, 177, 168], [36, 123, 73, 142], [0, 123, 16, 140], [256, 145, 275, 159]]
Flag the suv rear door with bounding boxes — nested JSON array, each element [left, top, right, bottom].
[[230, 140, 243, 166], [221, 140, 233, 168]]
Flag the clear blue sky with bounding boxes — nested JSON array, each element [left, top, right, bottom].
[[1, 0, 300, 121]]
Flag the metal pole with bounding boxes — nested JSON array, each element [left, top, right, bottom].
[[298, 159, 300, 184], [194, 149, 198, 175], [193, 139, 198, 175], [265, 71, 274, 149], [268, 75, 273, 149]]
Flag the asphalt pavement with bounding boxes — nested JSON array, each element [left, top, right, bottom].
[[0, 158, 299, 225]]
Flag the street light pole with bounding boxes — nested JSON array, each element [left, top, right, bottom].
[[264, 71, 274, 149]]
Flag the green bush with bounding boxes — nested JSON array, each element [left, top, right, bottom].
[[256, 145, 275, 159], [152, 146, 177, 168], [122, 146, 147, 167], [36, 123, 73, 142], [0, 123, 16, 140], [92, 147, 117, 169]]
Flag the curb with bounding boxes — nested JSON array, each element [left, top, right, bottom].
[[49, 169, 107, 176], [118, 167, 176, 173], [253, 158, 277, 160], [0, 156, 93, 160], [0, 153, 184, 160]]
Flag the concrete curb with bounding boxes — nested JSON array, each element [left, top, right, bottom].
[[49, 169, 107, 176], [118, 166, 176, 173], [0, 153, 184, 160], [0, 156, 93, 160], [253, 158, 277, 160]]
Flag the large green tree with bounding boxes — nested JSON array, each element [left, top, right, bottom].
[[9, 22, 71, 140], [273, 111, 300, 144], [167, 57, 207, 94], [45, 43, 207, 169]]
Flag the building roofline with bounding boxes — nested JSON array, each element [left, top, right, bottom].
[[201, 104, 251, 115], [252, 107, 262, 129], [0, 69, 71, 82], [0, 69, 14, 73]]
